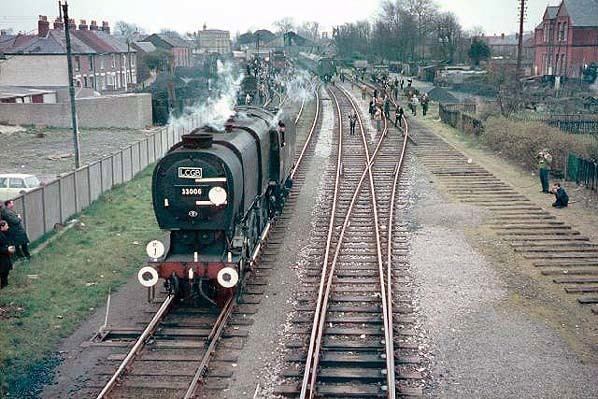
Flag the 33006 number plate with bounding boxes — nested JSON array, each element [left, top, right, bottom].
[[178, 167, 203, 179], [181, 188, 202, 196]]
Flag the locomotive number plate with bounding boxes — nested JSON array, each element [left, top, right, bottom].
[[178, 167, 203, 179], [181, 187, 202, 196]]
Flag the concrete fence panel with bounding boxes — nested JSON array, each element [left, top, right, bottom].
[[112, 152, 123, 186], [75, 168, 90, 212], [88, 162, 102, 202], [131, 142, 141, 176], [139, 139, 149, 170], [60, 172, 77, 223], [24, 188, 45, 242], [43, 180, 62, 231], [148, 135, 156, 164], [101, 157, 113, 192], [122, 147, 133, 182]]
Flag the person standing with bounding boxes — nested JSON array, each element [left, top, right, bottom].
[[0, 221, 15, 289], [536, 149, 553, 193], [348, 112, 357, 135], [361, 85, 367, 100], [3, 200, 30, 259], [410, 94, 419, 116], [383, 96, 391, 120], [394, 105, 405, 128], [374, 107, 382, 133], [420, 93, 430, 116]]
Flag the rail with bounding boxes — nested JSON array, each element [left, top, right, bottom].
[[95, 294, 175, 399]]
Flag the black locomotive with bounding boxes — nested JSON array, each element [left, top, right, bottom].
[[139, 106, 295, 305]]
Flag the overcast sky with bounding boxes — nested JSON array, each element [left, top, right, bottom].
[[2, 0, 561, 37]]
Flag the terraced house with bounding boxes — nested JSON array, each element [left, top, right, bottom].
[[533, 0, 598, 78], [0, 15, 137, 93]]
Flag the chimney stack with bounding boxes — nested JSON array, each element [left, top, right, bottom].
[[501, 32, 505, 39], [53, 17, 64, 30], [90, 20, 98, 31], [68, 18, 76, 30], [0, 29, 7, 36], [101, 21, 110, 34], [79, 19, 88, 30], [38, 15, 50, 37]]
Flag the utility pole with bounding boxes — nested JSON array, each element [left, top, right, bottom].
[[62, 1, 81, 169], [516, 0, 527, 81]]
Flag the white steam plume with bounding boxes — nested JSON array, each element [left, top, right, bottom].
[[168, 60, 243, 132]]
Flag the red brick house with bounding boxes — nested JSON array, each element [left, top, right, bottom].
[[142, 33, 192, 67], [533, 0, 598, 78], [0, 16, 137, 93]]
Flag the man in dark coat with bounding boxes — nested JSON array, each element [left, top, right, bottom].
[[3, 200, 30, 258], [550, 183, 569, 208], [0, 221, 15, 288], [394, 105, 405, 128]]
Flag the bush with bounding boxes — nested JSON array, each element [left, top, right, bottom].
[[481, 116, 598, 171]]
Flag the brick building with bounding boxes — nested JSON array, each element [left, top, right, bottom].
[[195, 24, 231, 55], [0, 16, 137, 93], [142, 33, 192, 67], [533, 0, 598, 78]]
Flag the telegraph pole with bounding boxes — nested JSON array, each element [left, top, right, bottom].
[[62, 1, 81, 168], [516, 0, 527, 81]]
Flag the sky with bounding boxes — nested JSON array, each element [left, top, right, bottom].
[[1, 0, 562, 37]]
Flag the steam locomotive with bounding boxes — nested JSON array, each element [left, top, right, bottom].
[[138, 106, 295, 306]]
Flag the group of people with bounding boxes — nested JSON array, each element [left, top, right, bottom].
[[0, 200, 31, 289], [407, 92, 430, 116]]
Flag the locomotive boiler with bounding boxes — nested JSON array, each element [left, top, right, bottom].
[[138, 106, 295, 305]]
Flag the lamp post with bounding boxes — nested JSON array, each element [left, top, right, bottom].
[[62, 1, 81, 169]]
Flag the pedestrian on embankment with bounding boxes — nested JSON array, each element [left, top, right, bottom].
[[3, 200, 30, 259], [536, 148, 553, 193], [550, 183, 569, 208], [0, 221, 15, 289]]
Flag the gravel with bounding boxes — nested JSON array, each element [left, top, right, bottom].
[[407, 154, 598, 398]]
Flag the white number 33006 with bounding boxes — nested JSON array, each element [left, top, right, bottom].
[[181, 188, 202, 195]]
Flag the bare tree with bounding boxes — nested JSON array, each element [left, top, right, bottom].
[[433, 12, 461, 63], [273, 17, 296, 34], [405, 0, 439, 60], [298, 21, 320, 41], [114, 20, 144, 39]]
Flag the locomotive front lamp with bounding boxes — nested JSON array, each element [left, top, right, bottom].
[[209, 186, 228, 206]]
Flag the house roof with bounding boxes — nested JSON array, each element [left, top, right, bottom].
[[145, 33, 191, 48], [562, 0, 598, 27], [133, 41, 156, 53], [0, 86, 55, 100], [545, 5, 559, 19], [0, 29, 132, 55]]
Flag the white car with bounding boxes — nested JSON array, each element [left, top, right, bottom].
[[0, 174, 42, 201]]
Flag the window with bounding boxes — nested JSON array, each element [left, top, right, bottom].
[[100, 57, 105, 70], [131, 55, 135, 66], [9, 178, 25, 189], [562, 23, 567, 41], [543, 23, 549, 42], [111, 54, 116, 68], [83, 76, 88, 87], [88, 55, 94, 70], [89, 76, 94, 88], [558, 23, 565, 41], [24, 176, 40, 188], [0, 178, 7, 188], [74, 56, 80, 72]]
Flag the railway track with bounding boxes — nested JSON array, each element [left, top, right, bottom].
[[89, 87, 323, 399], [410, 121, 598, 315], [276, 83, 417, 398]]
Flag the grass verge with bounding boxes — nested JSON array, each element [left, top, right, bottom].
[[0, 166, 160, 397]]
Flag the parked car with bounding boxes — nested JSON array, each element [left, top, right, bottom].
[[0, 174, 42, 201]]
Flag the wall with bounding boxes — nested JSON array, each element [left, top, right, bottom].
[[0, 93, 152, 129], [0, 55, 68, 86], [10, 115, 202, 244]]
